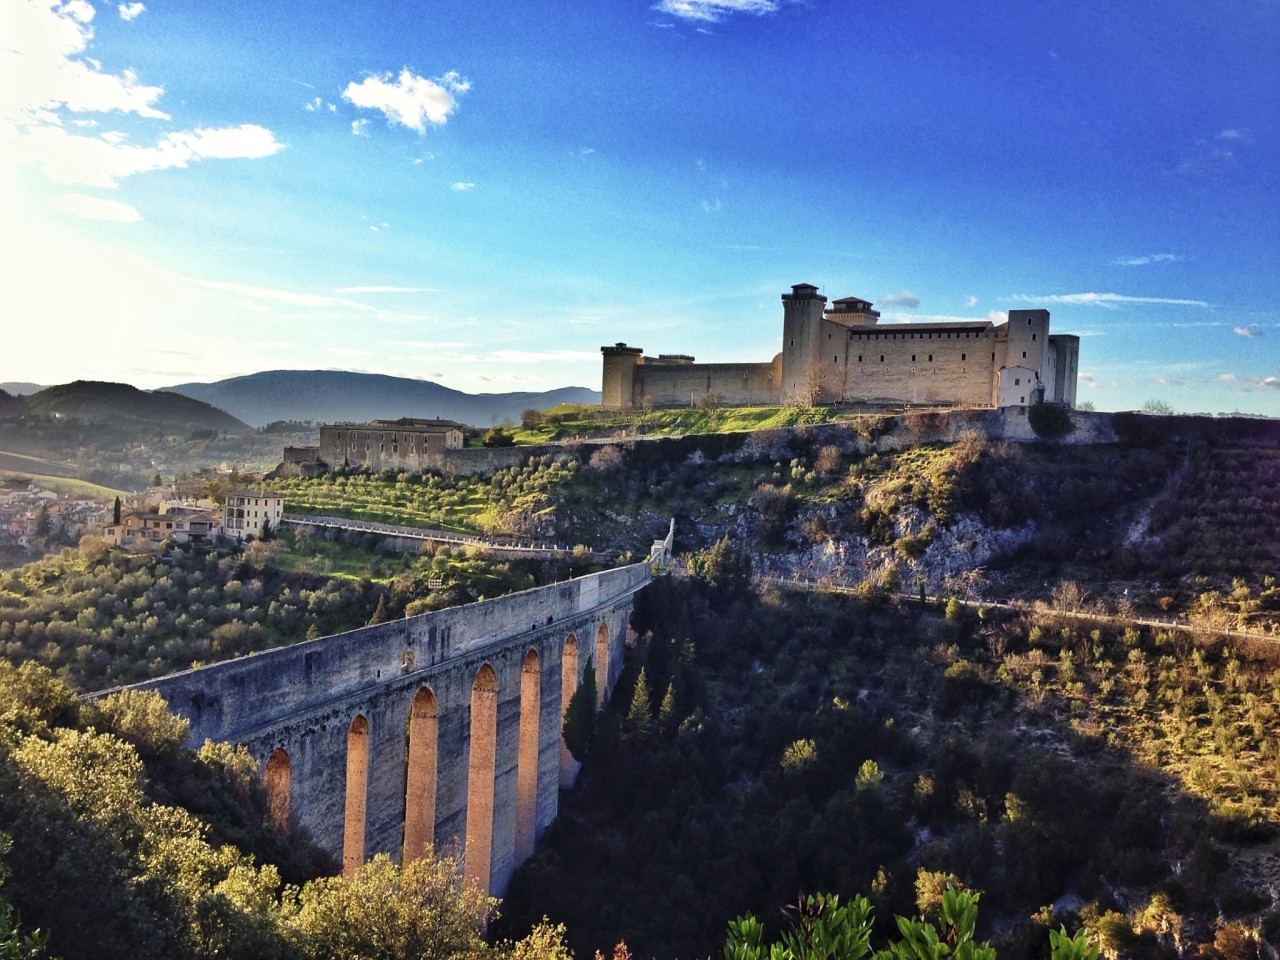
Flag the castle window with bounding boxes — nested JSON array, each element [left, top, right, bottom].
[[928, 354, 933, 362], [880, 355, 885, 362], [1015, 378, 1020, 385], [1028, 317, 1032, 325], [912, 354, 916, 362], [1021, 396, 1026, 403], [992, 352, 996, 360], [833, 355, 838, 363], [961, 353, 966, 361], [1022, 351, 1027, 358], [1032, 333, 1037, 341], [858, 355, 863, 362], [790, 339, 794, 346]]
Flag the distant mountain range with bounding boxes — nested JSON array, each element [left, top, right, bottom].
[[0, 383, 43, 397], [17, 381, 249, 434], [161, 370, 601, 428]]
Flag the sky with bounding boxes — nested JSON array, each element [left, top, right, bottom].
[[2, 0, 1278, 415]]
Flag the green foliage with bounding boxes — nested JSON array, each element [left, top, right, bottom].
[[725, 894, 872, 960], [0, 835, 47, 960], [562, 655, 597, 761], [482, 427, 516, 448], [623, 668, 652, 740], [689, 536, 751, 596], [1048, 927, 1099, 960], [1027, 404, 1074, 439], [87, 688, 190, 760], [287, 852, 495, 960]]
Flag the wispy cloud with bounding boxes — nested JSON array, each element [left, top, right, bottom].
[[700, 198, 722, 213], [17, 123, 283, 187], [451, 181, 475, 191], [1254, 377, 1280, 390], [1176, 129, 1251, 177], [964, 295, 978, 308], [342, 69, 468, 134], [1111, 253, 1182, 267], [47, 192, 140, 222], [117, 2, 144, 21], [653, 0, 781, 22], [337, 286, 438, 294], [880, 289, 920, 309], [1009, 292, 1209, 309], [1233, 326, 1262, 338]]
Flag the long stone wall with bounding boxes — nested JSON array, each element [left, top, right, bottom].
[[634, 359, 781, 407], [126, 561, 653, 898]]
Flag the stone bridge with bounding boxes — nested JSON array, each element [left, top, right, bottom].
[[127, 523, 675, 898]]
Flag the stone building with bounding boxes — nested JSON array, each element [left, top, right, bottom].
[[602, 283, 1079, 410], [319, 418, 466, 473]]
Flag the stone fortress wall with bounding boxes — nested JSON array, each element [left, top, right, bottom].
[[603, 284, 1079, 411]]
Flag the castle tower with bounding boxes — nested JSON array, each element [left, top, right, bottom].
[[600, 343, 643, 409], [780, 283, 828, 405], [998, 309, 1050, 406]]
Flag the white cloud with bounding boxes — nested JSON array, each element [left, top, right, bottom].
[[700, 198, 722, 213], [964, 295, 978, 308], [47, 191, 140, 221], [4, 1, 282, 189], [881, 289, 920, 309], [1217, 373, 1237, 382], [1254, 377, 1280, 390], [653, 0, 780, 22], [342, 68, 468, 134], [1216, 128, 1254, 144], [351, 119, 369, 136], [117, 2, 144, 20], [1111, 253, 1182, 267], [1009, 292, 1209, 308], [451, 181, 475, 191], [17, 123, 283, 186], [1233, 326, 1259, 338], [2, 0, 168, 122]]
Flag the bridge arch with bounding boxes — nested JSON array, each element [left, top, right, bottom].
[[465, 663, 498, 895], [559, 634, 579, 786], [343, 714, 370, 876], [264, 747, 290, 831], [403, 686, 438, 862], [595, 623, 610, 705], [515, 649, 540, 866]]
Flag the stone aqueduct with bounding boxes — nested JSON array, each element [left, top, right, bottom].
[[126, 525, 673, 899]]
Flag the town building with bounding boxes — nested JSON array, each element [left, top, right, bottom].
[[318, 418, 465, 473], [222, 489, 284, 543], [602, 284, 1079, 410]]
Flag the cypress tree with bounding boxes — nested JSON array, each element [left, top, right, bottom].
[[367, 593, 389, 626], [112, 496, 122, 526], [658, 681, 677, 731], [623, 668, 653, 740], [562, 655, 597, 761]]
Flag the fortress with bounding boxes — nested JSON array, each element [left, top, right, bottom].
[[602, 284, 1079, 410]]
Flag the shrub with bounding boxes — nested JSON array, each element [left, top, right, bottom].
[[1028, 403, 1074, 439]]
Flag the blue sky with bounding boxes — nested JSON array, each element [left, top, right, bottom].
[[3, 0, 1278, 414]]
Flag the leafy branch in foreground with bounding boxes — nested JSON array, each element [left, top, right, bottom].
[[725, 889, 1097, 960]]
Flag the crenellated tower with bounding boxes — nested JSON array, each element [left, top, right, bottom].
[[780, 283, 828, 404]]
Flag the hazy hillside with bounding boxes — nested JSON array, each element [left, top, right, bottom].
[[21, 381, 248, 434], [163, 369, 601, 428], [0, 382, 42, 397]]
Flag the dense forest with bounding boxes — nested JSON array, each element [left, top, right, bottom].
[[500, 556, 1278, 960]]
